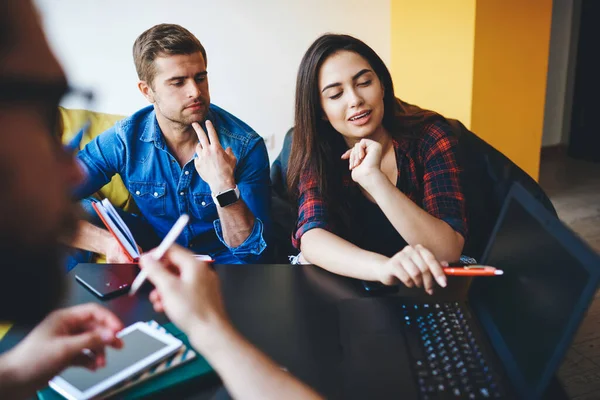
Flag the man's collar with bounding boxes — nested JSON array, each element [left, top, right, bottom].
[[140, 110, 162, 143]]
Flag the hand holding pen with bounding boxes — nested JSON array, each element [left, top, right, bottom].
[[129, 214, 190, 296]]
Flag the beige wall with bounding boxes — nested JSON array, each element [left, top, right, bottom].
[[35, 0, 392, 161]]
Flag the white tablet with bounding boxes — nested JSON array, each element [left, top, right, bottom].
[[49, 321, 183, 400]]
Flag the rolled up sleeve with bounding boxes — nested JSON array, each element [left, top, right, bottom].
[[292, 171, 333, 250]]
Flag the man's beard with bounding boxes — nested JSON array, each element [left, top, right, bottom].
[[154, 97, 208, 128], [0, 208, 78, 324], [170, 108, 207, 127]]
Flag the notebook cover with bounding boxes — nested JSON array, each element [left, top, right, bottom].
[[91, 201, 138, 263]]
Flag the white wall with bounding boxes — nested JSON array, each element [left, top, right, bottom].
[[542, 0, 576, 147], [34, 0, 390, 160]]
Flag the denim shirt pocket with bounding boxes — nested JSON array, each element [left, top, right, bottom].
[[193, 193, 218, 221], [130, 182, 166, 216]]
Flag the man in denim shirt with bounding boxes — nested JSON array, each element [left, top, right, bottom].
[[70, 24, 271, 264]]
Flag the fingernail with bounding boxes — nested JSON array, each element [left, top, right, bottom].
[[441, 261, 449, 267], [439, 277, 447, 288], [100, 330, 115, 343]]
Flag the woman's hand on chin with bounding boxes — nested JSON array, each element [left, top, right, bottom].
[[341, 138, 385, 186]]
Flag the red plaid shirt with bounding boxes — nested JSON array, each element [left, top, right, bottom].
[[293, 121, 467, 250]]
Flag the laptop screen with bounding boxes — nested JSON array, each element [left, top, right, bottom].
[[469, 183, 600, 399]]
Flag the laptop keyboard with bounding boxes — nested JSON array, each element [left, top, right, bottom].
[[401, 302, 505, 399]]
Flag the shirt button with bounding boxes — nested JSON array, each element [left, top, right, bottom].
[[201, 201, 206, 206], [135, 190, 140, 195], [185, 171, 190, 175], [153, 192, 158, 197], [180, 191, 185, 196]]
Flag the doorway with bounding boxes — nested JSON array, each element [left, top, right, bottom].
[[568, 0, 600, 161]]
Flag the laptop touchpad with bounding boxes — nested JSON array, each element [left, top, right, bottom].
[[338, 298, 418, 399]]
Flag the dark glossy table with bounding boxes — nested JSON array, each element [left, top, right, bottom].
[[2, 264, 570, 399]]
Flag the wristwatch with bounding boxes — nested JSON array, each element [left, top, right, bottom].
[[211, 185, 240, 208]]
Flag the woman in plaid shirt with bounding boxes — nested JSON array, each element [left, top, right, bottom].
[[287, 34, 467, 295]]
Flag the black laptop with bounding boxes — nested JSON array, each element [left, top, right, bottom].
[[338, 182, 600, 399]]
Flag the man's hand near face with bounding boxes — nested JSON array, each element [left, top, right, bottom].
[[192, 120, 237, 194], [191, 120, 256, 249]]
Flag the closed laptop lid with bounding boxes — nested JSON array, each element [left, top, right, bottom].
[[468, 182, 600, 399]]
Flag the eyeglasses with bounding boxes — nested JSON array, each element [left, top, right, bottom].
[[0, 77, 95, 156]]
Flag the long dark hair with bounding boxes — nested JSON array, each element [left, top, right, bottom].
[[287, 34, 443, 236]]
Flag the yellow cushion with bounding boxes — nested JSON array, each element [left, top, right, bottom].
[[0, 323, 11, 340], [59, 107, 139, 262], [59, 107, 137, 209]]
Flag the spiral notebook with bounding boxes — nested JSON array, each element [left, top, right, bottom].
[[39, 320, 215, 399], [102, 320, 197, 397]]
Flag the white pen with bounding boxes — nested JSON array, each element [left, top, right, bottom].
[[129, 214, 190, 296]]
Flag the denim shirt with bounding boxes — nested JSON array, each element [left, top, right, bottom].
[[75, 104, 271, 263]]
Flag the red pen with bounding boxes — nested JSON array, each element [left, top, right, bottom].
[[442, 265, 504, 276]]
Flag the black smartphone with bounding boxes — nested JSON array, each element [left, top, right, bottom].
[[361, 280, 399, 295], [75, 263, 139, 299]]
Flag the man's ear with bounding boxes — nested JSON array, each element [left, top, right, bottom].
[[138, 81, 155, 103]]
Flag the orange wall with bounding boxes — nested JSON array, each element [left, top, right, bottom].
[[391, 0, 552, 180], [390, 0, 476, 128], [470, 0, 552, 179]]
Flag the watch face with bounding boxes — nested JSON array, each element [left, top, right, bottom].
[[216, 189, 239, 207]]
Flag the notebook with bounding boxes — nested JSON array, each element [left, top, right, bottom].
[[92, 199, 141, 262], [92, 199, 212, 263]]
